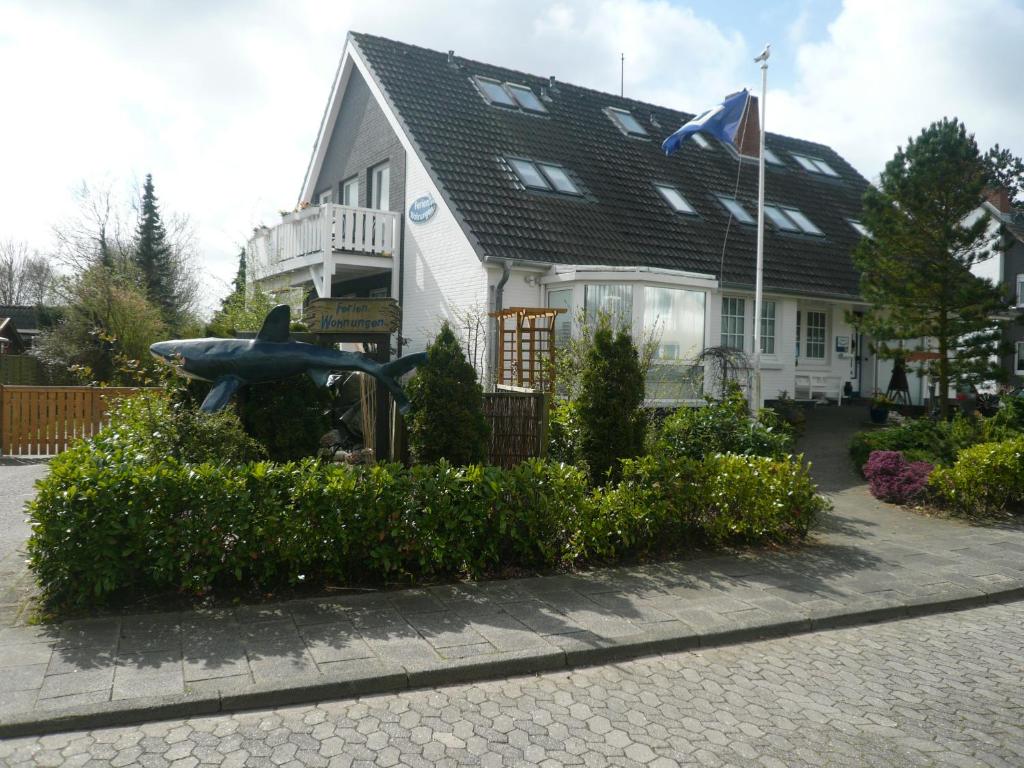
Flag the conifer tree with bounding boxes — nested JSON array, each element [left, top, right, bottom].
[[406, 323, 490, 465], [133, 174, 176, 322], [577, 322, 645, 483], [853, 118, 1008, 418]]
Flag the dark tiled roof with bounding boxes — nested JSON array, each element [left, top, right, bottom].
[[0, 305, 40, 332], [352, 32, 871, 299]]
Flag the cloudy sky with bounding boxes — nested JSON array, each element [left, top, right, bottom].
[[2, 0, 1022, 314]]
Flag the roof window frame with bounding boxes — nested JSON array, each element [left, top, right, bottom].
[[473, 75, 516, 108], [506, 157, 552, 191], [779, 206, 824, 236], [505, 82, 547, 113], [506, 156, 583, 196], [605, 106, 649, 138], [654, 184, 697, 215], [792, 152, 840, 177], [848, 219, 871, 237], [764, 204, 801, 232], [763, 148, 784, 166], [537, 162, 582, 195], [716, 195, 755, 224]]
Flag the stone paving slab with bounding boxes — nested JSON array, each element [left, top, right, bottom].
[[1, 480, 1023, 737]]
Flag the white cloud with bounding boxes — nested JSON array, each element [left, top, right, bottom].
[[770, 0, 1024, 177]]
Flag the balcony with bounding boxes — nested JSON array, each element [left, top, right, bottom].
[[247, 204, 399, 297]]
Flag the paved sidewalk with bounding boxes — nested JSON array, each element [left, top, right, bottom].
[[2, 407, 1023, 737]]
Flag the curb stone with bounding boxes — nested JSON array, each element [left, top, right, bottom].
[[1, 587, 1021, 739]]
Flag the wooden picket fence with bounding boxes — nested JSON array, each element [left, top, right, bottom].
[[0, 385, 144, 457], [482, 389, 550, 468]]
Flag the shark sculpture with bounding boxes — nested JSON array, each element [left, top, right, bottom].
[[150, 305, 426, 414]]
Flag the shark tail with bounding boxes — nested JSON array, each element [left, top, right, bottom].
[[375, 353, 427, 414]]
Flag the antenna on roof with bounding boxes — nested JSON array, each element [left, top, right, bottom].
[[447, 49, 455, 67], [620, 53, 624, 97]]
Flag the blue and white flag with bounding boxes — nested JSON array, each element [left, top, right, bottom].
[[662, 89, 750, 155]]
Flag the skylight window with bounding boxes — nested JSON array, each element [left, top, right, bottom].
[[655, 185, 696, 214], [506, 83, 546, 113], [538, 163, 581, 195], [792, 153, 840, 177], [606, 107, 648, 137], [508, 158, 550, 190], [848, 219, 871, 237], [764, 205, 801, 232], [692, 133, 711, 150], [474, 76, 515, 107], [717, 196, 755, 224], [781, 207, 824, 235], [507, 158, 581, 195], [763, 148, 783, 165]]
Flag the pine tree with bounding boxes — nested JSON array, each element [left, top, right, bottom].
[[406, 323, 490, 465], [983, 144, 1024, 204], [133, 174, 176, 322], [853, 118, 1008, 418], [577, 322, 645, 483]]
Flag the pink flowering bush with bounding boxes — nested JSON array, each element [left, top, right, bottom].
[[863, 450, 933, 504]]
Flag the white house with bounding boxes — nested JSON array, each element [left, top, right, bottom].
[[249, 32, 896, 404]]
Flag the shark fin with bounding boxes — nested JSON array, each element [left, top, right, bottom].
[[200, 375, 244, 413], [255, 305, 291, 343], [307, 368, 331, 387]]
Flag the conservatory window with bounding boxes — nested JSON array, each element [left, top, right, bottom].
[[721, 297, 745, 351], [585, 284, 633, 330]]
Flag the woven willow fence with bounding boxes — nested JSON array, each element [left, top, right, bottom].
[[482, 389, 550, 468]]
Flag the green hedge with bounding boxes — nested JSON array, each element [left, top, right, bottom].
[[929, 437, 1024, 516], [28, 441, 824, 608]]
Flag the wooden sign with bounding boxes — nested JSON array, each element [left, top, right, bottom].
[[305, 298, 400, 334]]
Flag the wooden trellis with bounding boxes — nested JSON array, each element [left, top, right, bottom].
[[489, 307, 565, 392]]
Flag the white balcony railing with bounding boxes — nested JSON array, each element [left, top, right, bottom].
[[248, 204, 398, 277]]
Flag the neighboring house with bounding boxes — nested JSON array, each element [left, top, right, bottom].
[[973, 189, 1024, 386], [0, 305, 40, 350], [0, 316, 27, 354], [249, 32, 887, 403]]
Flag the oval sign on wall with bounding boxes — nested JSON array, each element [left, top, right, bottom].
[[408, 194, 437, 223]]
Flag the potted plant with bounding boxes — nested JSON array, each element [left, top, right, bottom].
[[869, 391, 893, 424]]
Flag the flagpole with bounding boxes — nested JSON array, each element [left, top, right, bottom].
[[752, 45, 770, 415]]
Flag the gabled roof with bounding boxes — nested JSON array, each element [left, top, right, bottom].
[[0, 305, 40, 333], [347, 32, 872, 299]]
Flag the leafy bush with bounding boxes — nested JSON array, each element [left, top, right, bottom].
[[548, 399, 583, 466], [862, 451, 933, 504], [577, 324, 645, 482], [406, 323, 490, 465], [28, 442, 823, 608], [97, 392, 266, 465], [654, 385, 793, 461], [850, 412, 1022, 473], [929, 437, 1024, 516], [237, 375, 332, 461]]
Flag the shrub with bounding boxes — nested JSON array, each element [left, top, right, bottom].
[[97, 392, 266, 465], [862, 450, 933, 504], [406, 323, 490, 465], [577, 324, 645, 482], [237, 374, 332, 461], [548, 399, 583, 466], [654, 385, 793, 461], [28, 444, 823, 608], [929, 437, 1024, 516]]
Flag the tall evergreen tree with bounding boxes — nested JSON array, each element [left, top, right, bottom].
[[133, 174, 176, 322], [853, 118, 1008, 418]]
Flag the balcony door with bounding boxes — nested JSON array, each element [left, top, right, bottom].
[[370, 163, 390, 211]]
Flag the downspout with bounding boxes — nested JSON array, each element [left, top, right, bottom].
[[397, 212, 406, 357], [490, 261, 512, 389]]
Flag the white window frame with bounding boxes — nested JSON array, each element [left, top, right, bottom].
[[655, 184, 696, 215], [804, 309, 828, 361], [759, 300, 776, 355], [370, 162, 390, 211], [341, 176, 359, 207], [721, 296, 746, 351], [1016, 274, 1024, 307]]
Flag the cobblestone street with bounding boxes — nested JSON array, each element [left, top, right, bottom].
[[3, 600, 1022, 767]]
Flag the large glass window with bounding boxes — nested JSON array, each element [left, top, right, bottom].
[[342, 176, 359, 207], [585, 284, 633, 329], [547, 289, 573, 347], [805, 310, 827, 359], [1016, 274, 1024, 306], [644, 287, 706, 401], [721, 297, 745, 350], [370, 163, 390, 211], [760, 301, 776, 354]]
